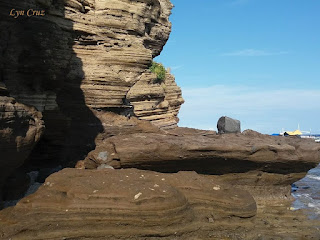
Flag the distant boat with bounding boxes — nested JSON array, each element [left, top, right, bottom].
[[275, 125, 319, 142], [280, 124, 311, 137], [279, 128, 302, 136], [283, 129, 302, 136]]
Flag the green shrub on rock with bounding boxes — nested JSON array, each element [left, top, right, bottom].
[[149, 61, 166, 83]]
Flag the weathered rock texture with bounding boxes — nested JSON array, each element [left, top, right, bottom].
[[84, 129, 320, 201], [127, 72, 184, 129], [0, 168, 256, 239], [217, 116, 241, 134], [1, 168, 319, 240], [0, 0, 183, 169], [0, 84, 44, 201], [1, 0, 320, 239]]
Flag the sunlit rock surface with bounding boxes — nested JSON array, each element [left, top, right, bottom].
[[0, 0, 320, 239], [0, 0, 183, 168], [0, 168, 256, 239]]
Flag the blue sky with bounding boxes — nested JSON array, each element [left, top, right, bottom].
[[155, 0, 320, 134]]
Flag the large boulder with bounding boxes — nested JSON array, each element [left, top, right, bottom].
[[217, 116, 241, 134]]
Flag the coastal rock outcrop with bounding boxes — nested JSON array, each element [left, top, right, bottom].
[[0, 0, 183, 169], [0, 168, 256, 239], [1, 168, 320, 240], [1, 0, 320, 239], [0, 90, 44, 202], [84, 129, 320, 200], [127, 72, 184, 129]]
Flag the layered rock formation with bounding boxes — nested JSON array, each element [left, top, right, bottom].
[[127, 72, 184, 129], [83, 129, 320, 201], [0, 0, 183, 166], [0, 84, 44, 202], [1, 0, 320, 239], [0, 168, 256, 239], [1, 168, 319, 240], [0, 0, 183, 195]]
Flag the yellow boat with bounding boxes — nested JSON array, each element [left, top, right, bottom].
[[284, 129, 302, 136]]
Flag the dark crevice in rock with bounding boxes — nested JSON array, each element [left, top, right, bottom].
[[127, 29, 144, 37], [145, 22, 155, 35], [93, 107, 134, 118], [121, 158, 316, 176]]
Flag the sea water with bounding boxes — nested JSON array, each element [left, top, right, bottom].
[[292, 163, 320, 219]]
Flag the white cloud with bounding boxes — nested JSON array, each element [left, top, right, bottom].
[[171, 65, 184, 70], [178, 85, 320, 133], [221, 49, 289, 57], [182, 85, 319, 110]]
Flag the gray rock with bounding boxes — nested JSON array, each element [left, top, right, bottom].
[[97, 151, 108, 162], [217, 116, 241, 134]]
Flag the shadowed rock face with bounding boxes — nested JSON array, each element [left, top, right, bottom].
[[0, 0, 183, 191], [0, 94, 44, 201], [0, 0, 101, 170], [1, 0, 320, 239]]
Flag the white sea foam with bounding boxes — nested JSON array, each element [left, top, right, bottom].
[[293, 193, 312, 199], [307, 202, 320, 214], [307, 175, 320, 181]]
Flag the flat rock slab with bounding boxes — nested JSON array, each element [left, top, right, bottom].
[[82, 129, 320, 202], [86, 129, 320, 178], [0, 168, 256, 239]]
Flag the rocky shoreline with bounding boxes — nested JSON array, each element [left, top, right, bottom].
[[1, 0, 320, 239]]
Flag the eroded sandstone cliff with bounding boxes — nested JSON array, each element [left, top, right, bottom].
[[0, 0, 183, 193], [1, 0, 320, 239]]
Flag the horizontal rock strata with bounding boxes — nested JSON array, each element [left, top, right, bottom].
[[0, 0, 184, 169], [127, 72, 184, 129], [84, 129, 320, 200], [1, 168, 320, 239], [1, 0, 320, 239], [0, 168, 256, 239]]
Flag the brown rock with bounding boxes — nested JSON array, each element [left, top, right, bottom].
[[1, 169, 319, 239], [127, 72, 184, 129], [0, 95, 44, 200], [85, 128, 320, 200], [0, 0, 183, 165], [1, 0, 320, 239], [0, 168, 256, 239]]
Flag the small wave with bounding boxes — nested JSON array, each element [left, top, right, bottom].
[[307, 175, 320, 181], [307, 202, 320, 214]]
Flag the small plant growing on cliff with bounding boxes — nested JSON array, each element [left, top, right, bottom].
[[149, 61, 166, 83]]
